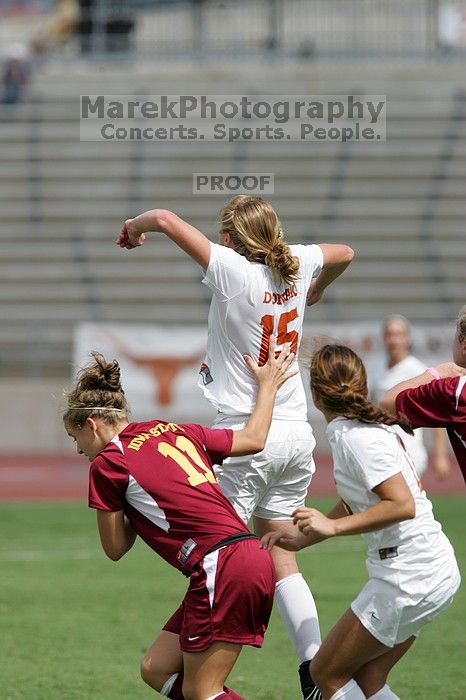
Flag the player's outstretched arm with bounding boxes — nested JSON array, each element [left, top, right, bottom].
[[306, 243, 354, 306], [294, 473, 415, 539], [381, 362, 466, 412], [260, 529, 316, 551], [116, 209, 211, 269], [260, 501, 349, 550], [230, 335, 297, 456]]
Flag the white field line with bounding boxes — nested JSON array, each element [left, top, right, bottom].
[[0, 548, 100, 562]]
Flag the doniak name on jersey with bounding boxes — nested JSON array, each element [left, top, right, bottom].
[[263, 284, 298, 305]]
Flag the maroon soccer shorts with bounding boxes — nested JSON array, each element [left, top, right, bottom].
[[163, 538, 275, 652]]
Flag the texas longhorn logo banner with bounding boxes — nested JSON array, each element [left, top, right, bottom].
[[73, 323, 215, 424], [74, 321, 453, 423]]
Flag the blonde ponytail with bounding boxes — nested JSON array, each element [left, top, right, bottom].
[[219, 195, 299, 285]]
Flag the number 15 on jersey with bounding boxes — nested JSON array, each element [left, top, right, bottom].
[[258, 309, 299, 366]]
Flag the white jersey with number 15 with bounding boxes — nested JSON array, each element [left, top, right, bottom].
[[198, 241, 323, 419]]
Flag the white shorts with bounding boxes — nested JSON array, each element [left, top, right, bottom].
[[351, 557, 461, 647], [212, 416, 315, 524]]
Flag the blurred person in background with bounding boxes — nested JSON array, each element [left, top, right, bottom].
[[1, 43, 29, 104], [117, 197, 354, 700], [2, 1, 79, 105], [382, 306, 466, 485], [375, 314, 451, 480]]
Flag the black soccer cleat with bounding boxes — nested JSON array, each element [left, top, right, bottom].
[[298, 660, 323, 700]]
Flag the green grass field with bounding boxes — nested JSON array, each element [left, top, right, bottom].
[[1, 496, 465, 700]]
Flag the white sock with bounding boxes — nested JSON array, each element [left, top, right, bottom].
[[274, 573, 321, 662], [330, 679, 366, 700], [367, 685, 400, 699], [160, 672, 178, 696]]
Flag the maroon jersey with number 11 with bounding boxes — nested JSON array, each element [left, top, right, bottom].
[[88, 420, 250, 574]]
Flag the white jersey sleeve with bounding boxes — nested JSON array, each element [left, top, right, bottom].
[[203, 242, 249, 301], [198, 242, 324, 419], [339, 427, 404, 493]]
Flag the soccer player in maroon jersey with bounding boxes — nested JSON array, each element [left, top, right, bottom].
[[63, 337, 295, 700], [381, 306, 466, 484]]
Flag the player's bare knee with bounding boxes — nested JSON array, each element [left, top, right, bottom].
[[139, 655, 154, 686], [139, 654, 163, 690]]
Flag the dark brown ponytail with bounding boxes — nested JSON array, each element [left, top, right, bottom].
[[311, 344, 414, 434]]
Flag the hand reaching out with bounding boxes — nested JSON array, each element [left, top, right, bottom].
[[260, 530, 303, 551], [293, 506, 337, 538], [244, 335, 298, 393]]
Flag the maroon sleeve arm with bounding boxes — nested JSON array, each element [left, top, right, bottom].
[[88, 452, 129, 511], [181, 424, 234, 465], [395, 377, 458, 429]]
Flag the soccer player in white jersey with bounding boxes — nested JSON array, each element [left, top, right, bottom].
[[117, 196, 354, 700], [262, 345, 461, 700], [375, 314, 450, 479]]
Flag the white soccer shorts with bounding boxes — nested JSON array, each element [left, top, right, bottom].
[[212, 416, 316, 524], [351, 557, 461, 647]]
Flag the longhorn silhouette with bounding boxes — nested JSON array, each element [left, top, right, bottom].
[[94, 330, 204, 406]]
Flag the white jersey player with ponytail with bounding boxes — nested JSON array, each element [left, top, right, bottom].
[[117, 195, 354, 700], [262, 344, 460, 700]]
